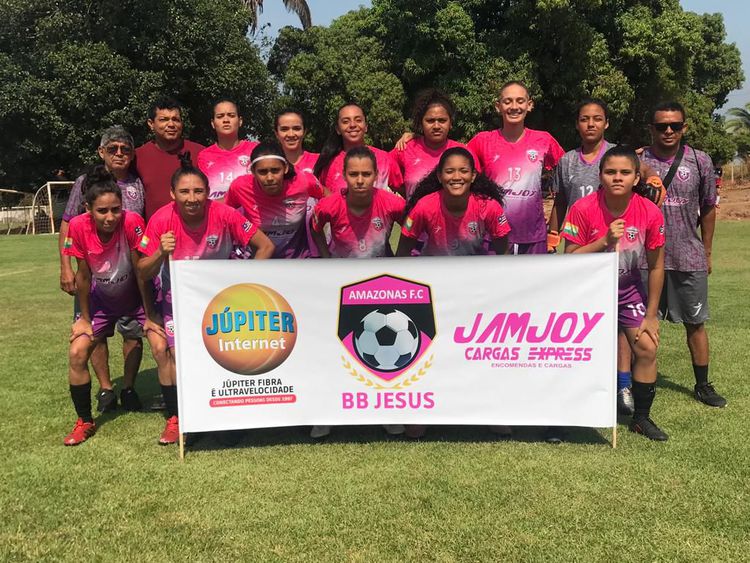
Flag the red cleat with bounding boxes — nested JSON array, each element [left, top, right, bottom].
[[159, 415, 180, 445], [63, 418, 96, 446]]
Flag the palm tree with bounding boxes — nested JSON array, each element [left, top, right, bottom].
[[243, 0, 312, 33], [726, 103, 750, 134]]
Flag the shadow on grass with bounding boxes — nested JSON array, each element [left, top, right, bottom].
[[656, 371, 694, 398], [181, 424, 611, 453]]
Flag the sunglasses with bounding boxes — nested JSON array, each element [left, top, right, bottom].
[[104, 144, 133, 155], [651, 122, 685, 133]]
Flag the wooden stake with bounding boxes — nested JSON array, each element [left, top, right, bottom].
[[612, 425, 618, 449], [179, 432, 185, 461]]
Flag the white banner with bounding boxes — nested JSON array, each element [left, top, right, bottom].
[[172, 254, 618, 433]]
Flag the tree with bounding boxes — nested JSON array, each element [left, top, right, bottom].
[[0, 0, 277, 189], [244, 0, 312, 33], [271, 0, 743, 163], [726, 103, 750, 160]]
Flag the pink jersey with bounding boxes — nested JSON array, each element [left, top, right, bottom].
[[562, 191, 665, 290], [64, 211, 145, 312], [311, 189, 405, 258], [225, 172, 324, 258], [294, 151, 319, 175], [140, 200, 256, 261], [197, 140, 259, 201], [391, 138, 478, 199], [317, 146, 404, 193], [467, 129, 564, 244], [401, 191, 511, 256]]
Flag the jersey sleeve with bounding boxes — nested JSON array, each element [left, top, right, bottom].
[[140, 213, 166, 256], [550, 154, 565, 195], [124, 212, 146, 251], [63, 176, 86, 222], [227, 208, 257, 246], [544, 135, 565, 170], [645, 204, 666, 250], [465, 144, 482, 173], [484, 200, 511, 239], [466, 135, 483, 169], [303, 172, 325, 199], [311, 197, 334, 234], [561, 201, 589, 247], [62, 218, 86, 259], [697, 151, 717, 209], [387, 153, 404, 191], [401, 202, 427, 240], [385, 191, 406, 221], [224, 176, 245, 209], [390, 147, 405, 174]]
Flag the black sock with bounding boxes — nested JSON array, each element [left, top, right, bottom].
[[161, 384, 178, 418], [693, 364, 709, 386], [632, 381, 656, 420], [70, 382, 93, 423]]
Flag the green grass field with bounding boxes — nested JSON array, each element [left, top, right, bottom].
[[1, 224, 749, 562]]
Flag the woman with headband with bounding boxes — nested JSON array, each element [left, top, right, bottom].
[[226, 142, 327, 258]]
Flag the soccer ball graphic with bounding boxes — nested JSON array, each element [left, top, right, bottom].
[[354, 308, 420, 372]]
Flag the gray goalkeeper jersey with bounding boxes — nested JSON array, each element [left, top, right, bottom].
[[552, 141, 614, 208]]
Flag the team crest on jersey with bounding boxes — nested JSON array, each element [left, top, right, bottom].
[[625, 226, 639, 241], [126, 186, 138, 200], [206, 235, 219, 248], [165, 320, 175, 337], [238, 155, 251, 168], [498, 214, 508, 226], [242, 221, 252, 232], [371, 217, 384, 231], [677, 166, 691, 181], [659, 225, 665, 235], [283, 198, 296, 209], [134, 225, 143, 236], [467, 221, 479, 235], [527, 149, 539, 162]]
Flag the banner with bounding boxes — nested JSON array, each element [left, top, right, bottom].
[[172, 254, 618, 433]]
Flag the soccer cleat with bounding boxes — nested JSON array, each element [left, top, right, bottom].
[[159, 415, 180, 445], [63, 418, 96, 446], [629, 417, 669, 441], [617, 387, 635, 415], [120, 388, 142, 412], [543, 426, 567, 444], [489, 425, 513, 439], [694, 383, 727, 408], [310, 425, 331, 439], [96, 388, 117, 413], [382, 424, 405, 436]]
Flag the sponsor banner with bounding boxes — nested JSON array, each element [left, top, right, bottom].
[[172, 254, 617, 432]]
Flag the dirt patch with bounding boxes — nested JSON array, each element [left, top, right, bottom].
[[718, 182, 750, 221]]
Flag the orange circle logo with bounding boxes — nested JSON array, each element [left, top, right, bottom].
[[202, 284, 297, 375]]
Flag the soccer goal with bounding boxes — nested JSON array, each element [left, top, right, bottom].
[[0, 189, 33, 235], [28, 182, 74, 235]]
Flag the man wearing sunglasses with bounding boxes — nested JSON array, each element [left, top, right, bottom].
[[640, 101, 726, 408], [58, 125, 146, 414]]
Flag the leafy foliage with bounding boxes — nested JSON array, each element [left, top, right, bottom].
[[0, 0, 276, 188]]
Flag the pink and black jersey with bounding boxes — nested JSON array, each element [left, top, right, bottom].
[[64, 211, 145, 313], [317, 146, 404, 193], [197, 140, 259, 201], [562, 191, 664, 292], [468, 129, 564, 244], [225, 172, 323, 258], [391, 138, 477, 200], [401, 192, 511, 256], [311, 190, 405, 258], [140, 200, 256, 262]]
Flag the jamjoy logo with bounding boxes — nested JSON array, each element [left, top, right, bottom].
[[527, 149, 538, 162], [338, 275, 435, 387]]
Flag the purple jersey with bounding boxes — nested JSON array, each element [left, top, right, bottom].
[[468, 129, 564, 244], [63, 173, 145, 222], [640, 145, 716, 272], [552, 141, 615, 207]]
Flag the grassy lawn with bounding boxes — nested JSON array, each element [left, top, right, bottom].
[[1, 223, 748, 561]]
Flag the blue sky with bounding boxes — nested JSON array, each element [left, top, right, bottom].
[[256, 0, 748, 111]]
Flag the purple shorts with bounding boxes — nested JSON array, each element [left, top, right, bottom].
[[618, 283, 647, 329], [90, 304, 146, 339], [157, 288, 175, 348], [510, 240, 547, 255]]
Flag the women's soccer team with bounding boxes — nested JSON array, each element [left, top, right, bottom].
[[59, 81, 688, 447]]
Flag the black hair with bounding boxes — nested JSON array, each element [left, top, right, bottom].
[[313, 102, 365, 178], [499, 81, 530, 99], [149, 96, 183, 121], [650, 101, 686, 123], [274, 109, 306, 131], [599, 145, 640, 174], [170, 152, 208, 190], [576, 98, 609, 121], [250, 141, 296, 180], [343, 146, 378, 173], [212, 97, 241, 116], [405, 147, 504, 215], [83, 165, 122, 207], [411, 89, 456, 136]]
